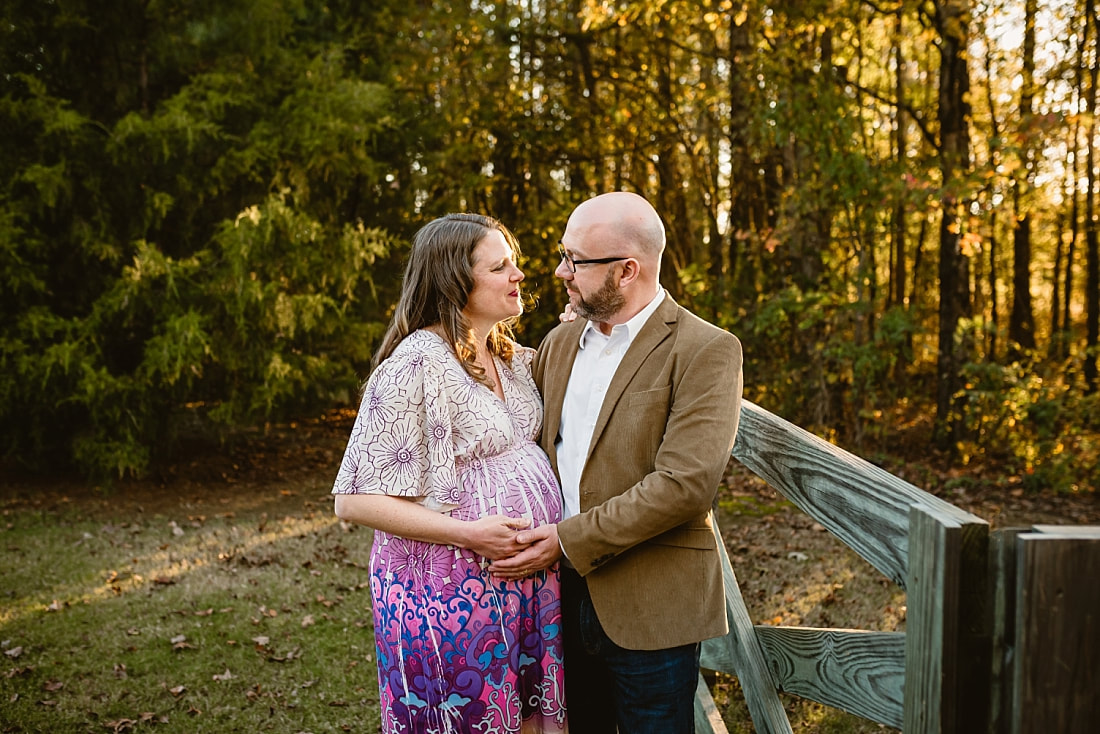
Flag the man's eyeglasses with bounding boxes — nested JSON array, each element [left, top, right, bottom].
[[557, 244, 629, 274]]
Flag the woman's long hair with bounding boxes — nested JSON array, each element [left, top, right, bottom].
[[371, 213, 520, 387]]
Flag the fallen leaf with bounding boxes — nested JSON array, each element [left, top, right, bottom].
[[268, 646, 301, 663], [4, 647, 23, 658], [301, 615, 315, 628], [212, 669, 234, 681], [170, 634, 193, 651], [168, 685, 186, 697], [42, 679, 64, 692]]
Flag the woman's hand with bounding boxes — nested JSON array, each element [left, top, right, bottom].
[[461, 515, 532, 560]]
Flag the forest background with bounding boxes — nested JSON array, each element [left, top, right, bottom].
[[2, 0, 1099, 497]]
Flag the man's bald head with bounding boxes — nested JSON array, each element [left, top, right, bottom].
[[567, 192, 665, 264]]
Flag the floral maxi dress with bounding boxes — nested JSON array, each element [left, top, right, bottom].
[[333, 331, 567, 734]]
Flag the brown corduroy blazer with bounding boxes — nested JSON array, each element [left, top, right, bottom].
[[532, 294, 743, 650]]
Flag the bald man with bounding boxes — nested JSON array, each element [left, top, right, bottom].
[[490, 192, 744, 733]]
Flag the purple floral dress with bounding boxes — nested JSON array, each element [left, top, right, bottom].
[[333, 330, 567, 734]]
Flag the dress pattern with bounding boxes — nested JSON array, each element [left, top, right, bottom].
[[333, 330, 567, 733]]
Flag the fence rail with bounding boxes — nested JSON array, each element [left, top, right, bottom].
[[693, 400, 1098, 734]]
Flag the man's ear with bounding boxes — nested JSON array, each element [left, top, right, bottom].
[[617, 258, 641, 287]]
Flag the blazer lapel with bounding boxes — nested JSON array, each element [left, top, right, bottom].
[[584, 297, 678, 463]]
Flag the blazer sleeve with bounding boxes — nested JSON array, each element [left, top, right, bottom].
[[557, 327, 743, 574]]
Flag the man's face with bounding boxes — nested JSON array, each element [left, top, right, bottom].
[[555, 243, 626, 323]]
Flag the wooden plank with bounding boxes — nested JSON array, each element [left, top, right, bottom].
[[702, 526, 794, 734], [1012, 530, 1100, 734], [694, 673, 730, 734], [754, 627, 905, 729], [988, 528, 1024, 734], [904, 505, 958, 733], [903, 504, 991, 734], [732, 400, 982, 588]]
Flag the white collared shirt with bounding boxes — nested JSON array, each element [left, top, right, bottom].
[[556, 289, 666, 520]]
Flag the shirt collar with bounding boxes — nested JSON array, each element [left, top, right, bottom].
[[578, 288, 666, 350]]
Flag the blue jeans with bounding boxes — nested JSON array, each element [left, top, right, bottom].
[[561, 566, 700, 734]]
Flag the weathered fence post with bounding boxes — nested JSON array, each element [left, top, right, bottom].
[[991, 525, 1100, 734], [903, 504, 991, 733]]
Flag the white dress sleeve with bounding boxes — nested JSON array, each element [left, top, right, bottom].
[[331, 344, 461, 512]]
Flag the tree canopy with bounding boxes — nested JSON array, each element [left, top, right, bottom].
[[2, 0, 1097, 493]]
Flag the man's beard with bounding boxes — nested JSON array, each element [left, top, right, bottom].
[[571, 268, 626, 322]]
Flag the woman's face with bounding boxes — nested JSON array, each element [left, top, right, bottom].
[[463, 229, 525, 329]]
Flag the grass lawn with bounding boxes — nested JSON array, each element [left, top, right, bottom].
[[2, 463, 381, 733]]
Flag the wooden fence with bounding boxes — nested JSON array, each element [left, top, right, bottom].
[[694, 400, 1099, 734]]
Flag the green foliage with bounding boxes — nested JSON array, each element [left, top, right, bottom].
[[0, 1, 405, 478], [736, 285, 916, 445], [955, 358, 1100, 494], [1, 0, 1096, 494]]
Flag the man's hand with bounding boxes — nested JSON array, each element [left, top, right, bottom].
[[488, 523, 562, 580], [463, 515, 532, 560]]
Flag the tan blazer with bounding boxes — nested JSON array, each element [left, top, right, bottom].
[[533, 295, 743, 650]]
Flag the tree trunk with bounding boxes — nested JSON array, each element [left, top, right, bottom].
[[1064, 70, 1082, 345], [933, 0, 974, 450], [982, 33, 1001, 361], [1051, 206, 1064, 359], [654, 14, 690, 301], [726, 11, 765, 300], [891, 10, 908, 312], [1086, 0, 1100, 391], [1009, 0, 1038, 354]]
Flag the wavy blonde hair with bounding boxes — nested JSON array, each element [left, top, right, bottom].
[[372, 213, 520, 387]]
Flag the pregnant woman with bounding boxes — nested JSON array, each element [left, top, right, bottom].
[[333, 213, 567, 733]]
